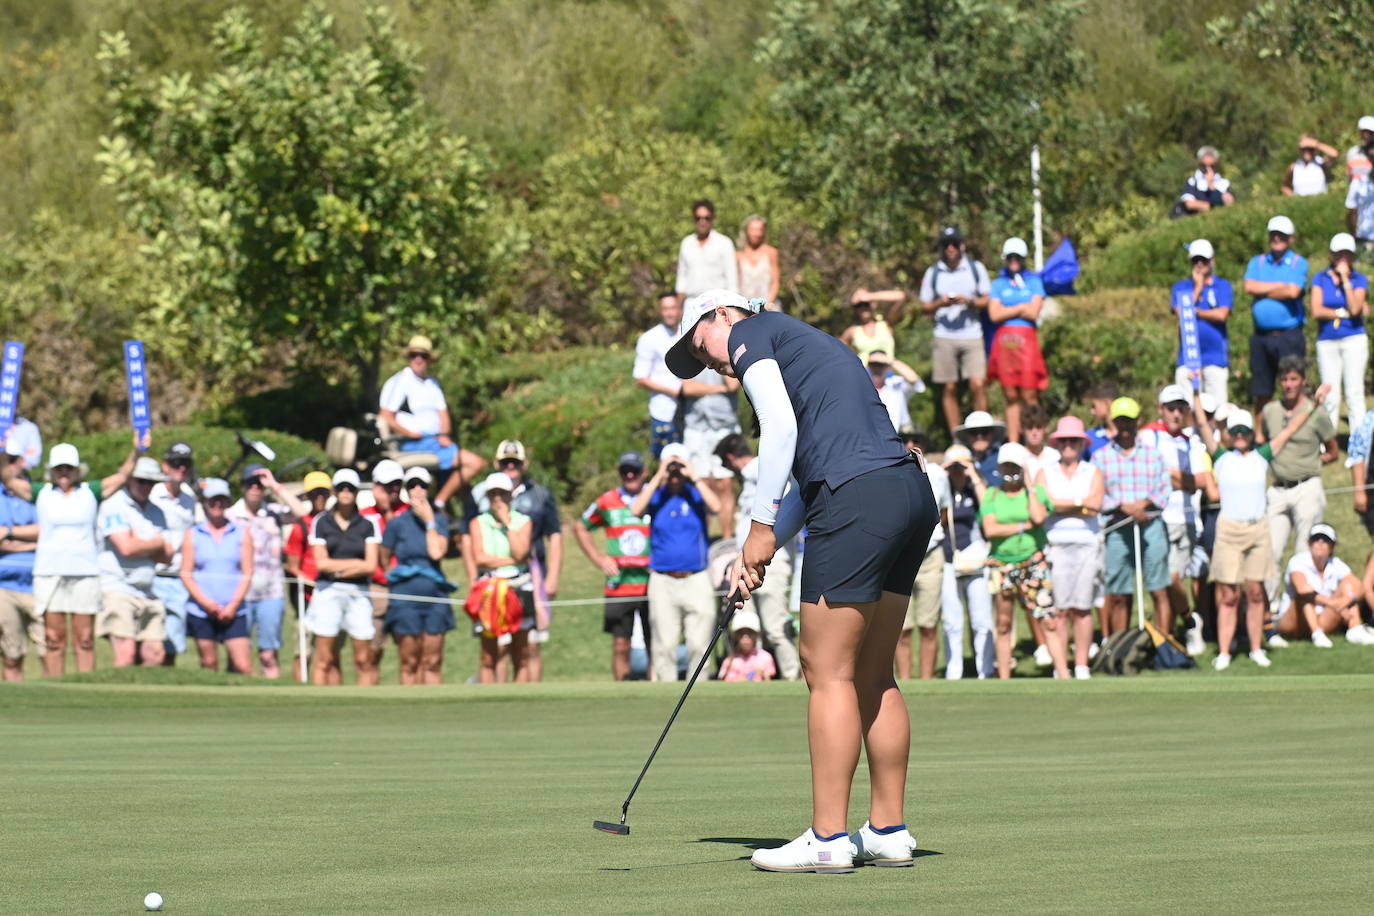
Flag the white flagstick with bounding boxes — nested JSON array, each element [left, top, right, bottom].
[[297, 578, 309, 684]]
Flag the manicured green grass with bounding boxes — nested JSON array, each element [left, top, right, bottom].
[[3, 676, 1372, 914]]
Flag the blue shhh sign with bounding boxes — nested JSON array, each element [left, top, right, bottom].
[[124, 340, 152, 436], [0, 341, 23, 438]]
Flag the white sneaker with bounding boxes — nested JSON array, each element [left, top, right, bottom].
[[1074, 665, 1091, 680], [1212, 653, 1231, 671], [1185, 613, 1206, 657], [751, 829, 855, 874], [1311, 629, 1334, 649], [1347, 625, 1374, 645], [1267, 633, 1290, 649], [1087, 641, 1100, 660], [1033, 644, 1052, 667], [1248, 649, 1272, 668], [849, 821, 917, 868]]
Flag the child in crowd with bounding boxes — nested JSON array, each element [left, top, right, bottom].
[[718, 610, 776, 682]]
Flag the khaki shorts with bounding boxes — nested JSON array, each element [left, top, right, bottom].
[[96, 592, 167, 642], [33, 575, 102, 616], [903, 548, 945, 631], [931, 336, 987, 384], [1210, 518, 1273, 586], [0, 588, 44, 660]]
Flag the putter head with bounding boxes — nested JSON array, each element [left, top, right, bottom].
[[593, 820, 630, 836]]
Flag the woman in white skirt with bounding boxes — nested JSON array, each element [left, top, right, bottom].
[[938, 445, 995, 678], [1035, 418, 1103, 679]]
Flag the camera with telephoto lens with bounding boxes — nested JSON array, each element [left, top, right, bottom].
[[667, 462, 685, 478]]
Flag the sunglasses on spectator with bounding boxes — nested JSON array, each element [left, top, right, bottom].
[[1269, 231, 1290, 240], [244, 477, 265, 488], [307, 488, 330, 499], [1230, 426, 1253, 436], [694, 213, 713, 222], [407, 351, 431, 361], [404, 478, 428, 490], [334, 483, 358, 493], [619, 467, 643, 477], [52, 464, 76, 474], [167, 458, 192, 469], [971, 430, 992, 439], [1191, 256, 1210, 265], [207, 496, 230, 507], [1163, 402, 1188, 411], [498, 458, 522, 470], [382, 481, 403, 490]]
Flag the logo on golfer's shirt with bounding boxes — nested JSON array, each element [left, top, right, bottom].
[[733, 343, 747, 363]]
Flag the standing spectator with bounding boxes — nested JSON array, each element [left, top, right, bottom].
[[987, 237, 1047, 444], [380, 467, 455, 685], [0, 445, 40, 681], [1176, 146, 1235, 215], [1095, 398, 1172, 638], [1035, 417, 1103, 680], [1260, 356, 1338, 605], [3, 416, 42, 472], [715, 434, 801, 681], [1084, 381, 1121, 458], [736, 215, 780, 310], [979, 443, 1054, 678], [96, 457, 175, 668], [896, 436, 951, 680], [842, 289, 905, 364], [8, 441, 138, 676], [866, 351, 924, 433], [228, 464, 306, 679], [955, 410, 1007, 487], [1194, 390, 1329, 669], [1345, 116, 1374, 181], [574, 451, 653, 681], [1170, 239, 1233, 404], [362, 459, 406, 669], [283, 471, 333, 605], [675, 198, 738, 301], [1019, 404, 1060, 483], [676, 299, 742, 537], [718, 609, 777, 681], [630, 443, 721, 682], [1311, 233, 1369, 431], [1275, 525, 1374, 647], [939, 446, 995, 679], [149, 442, 198, 666], [468, 472, 534, 683], [633, 293, 685, 458], [378, 335, 486, 508], [920, 226, 991, 433], [1140, 385, 1214, 639], [307, 469, 382, 686], [179, 478, 253, 673], [1282, 134, 1337, 196], [1243, 216, 1309, 412], [492, 440, 562, 682]]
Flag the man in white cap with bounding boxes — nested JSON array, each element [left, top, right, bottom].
[[1171, 239, 1232, 404], [1347, 153, 1374, 251], [96, 456, 175, 668], [1345, 115, 1374, 182], [1177, 146, 1235, 215], [1242, 215, 1309, 412]]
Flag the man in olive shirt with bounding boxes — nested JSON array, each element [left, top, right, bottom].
[[1260, 355, 1338, 603]]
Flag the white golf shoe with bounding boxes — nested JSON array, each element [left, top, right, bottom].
[[1347, 624, 1374, 645], [1266, 633, 1290, 649], [1212, 653, 1232, 671], [849, 822, 917, 867], [1248, 649, 1272, 668], [1185, 613, 1206, 657], [1311, 629, 1334, 649], [1073, 665, 1091, 680], [751, 829, 855, 874], [1033, 644, 1053, 667]]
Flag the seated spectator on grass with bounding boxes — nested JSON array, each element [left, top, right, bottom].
[[381, 467, 455, 685], [574, 451, 653, 681], [307, 469, 382, 686], [1243, 216, 1308, 412], [0, 451, 40, 682], [987, 237, 1047, 444], [229, 465, 306, 679], [718, 609, 776, 682], [1170, 239, 1232, 404], [955, 410, 1006, 487], [12, 440, 138, 676], [1311, 233, 1368, 432], [631, 443, 721, 682], [1276, 525, 1374, 647], [97, 457, 175, 668], [1282, 134, 1337, 196], [469, 472, 534, 683], [149, 442, 198, 666], [940, 445, 994, 679], [1035, 417, 1102, 680], [633, 293, 685, 459], [736, 215, 780, 310], [1084, 381, 1120, 458], [1176, 146, 1235, 215], [920, 226, 991, 433], [180, 478, 253, 674], [842, 288, 905, 364], [980, 443, 1054, 679], [867, 350, 924, 433], [896, 432, 951, 680]]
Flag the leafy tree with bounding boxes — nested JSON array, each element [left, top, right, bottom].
[[1207, 1, 1374, 75], [758, 0, 1084, 260], [94, 3, 502, 402]]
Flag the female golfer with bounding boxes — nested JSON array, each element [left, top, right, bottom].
[[667, 289, 937, 874]]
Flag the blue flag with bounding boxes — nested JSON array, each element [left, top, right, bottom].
[[0, 341, 23, 439], [1041, 237, 1079, 297], [124, 340, 152, 437]]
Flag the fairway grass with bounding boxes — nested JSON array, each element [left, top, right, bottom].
[[3, 677, 1372, 914]]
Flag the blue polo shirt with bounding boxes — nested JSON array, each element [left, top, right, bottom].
[[1243, 250, 1308, 332], [1170, 277, 1233, 367], [988, 270, 1046, 330], [1311, 268, 1368, 341], [728, 311, 908, 491], [646, 483, 710, 573], [0, 489, 37, 593]]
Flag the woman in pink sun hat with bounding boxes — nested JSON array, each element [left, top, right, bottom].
[[1033, 416, 1104, 679]]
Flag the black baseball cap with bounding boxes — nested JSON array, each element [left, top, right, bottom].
[[240, 462, 267, 484], [164, 442, 193, 461], [937, 226, 964, 247], [617, 451, 646, 472]]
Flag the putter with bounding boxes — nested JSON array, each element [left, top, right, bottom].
[[594, 588, 743, 836]]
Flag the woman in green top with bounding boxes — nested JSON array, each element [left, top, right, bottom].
[[468, 472, 533, 683], [979, 443, 1055, 678]]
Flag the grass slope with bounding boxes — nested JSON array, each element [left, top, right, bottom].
[[3, 677, 1372, 914]]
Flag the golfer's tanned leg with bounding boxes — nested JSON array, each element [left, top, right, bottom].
[[855, 591, 911, 830], [799, 597, 870, 837]]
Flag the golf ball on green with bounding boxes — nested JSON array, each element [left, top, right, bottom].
[[144, 892, 163, 911]]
